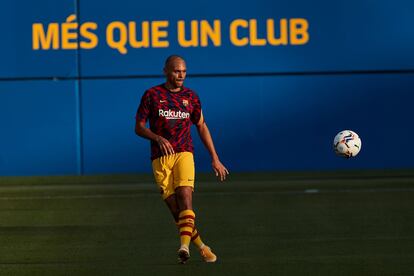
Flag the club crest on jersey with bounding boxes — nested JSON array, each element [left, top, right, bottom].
[[183, 99, 189, 106]]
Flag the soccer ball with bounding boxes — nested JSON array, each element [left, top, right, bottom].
[[333, 130, 362, 158]]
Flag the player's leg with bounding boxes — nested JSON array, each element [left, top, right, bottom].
[[174, 186, 194, 263], [174, 185, 217, 263], [175, 186, 192, 210], [153, 156, 191, 263], [173, 152, 195, 254], [153, 153, 193, 263], [163, 194, 179, 221], [154, 154, 212, 263], [173, 152, 217, 263], [164, 194, 209, 251]]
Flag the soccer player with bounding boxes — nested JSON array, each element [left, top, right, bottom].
[[135, 55, 229, 264]]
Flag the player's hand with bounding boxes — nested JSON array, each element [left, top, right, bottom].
[[212, 159, 229, 181], [156, 136, 175, 155]]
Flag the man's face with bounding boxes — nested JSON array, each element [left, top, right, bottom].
[[165, 58, 187, 89]]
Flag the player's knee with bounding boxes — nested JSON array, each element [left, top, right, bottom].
[[176, 186, 192, 198], [175, 187, 193, 209]]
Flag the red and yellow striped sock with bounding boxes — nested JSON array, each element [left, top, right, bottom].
[[191, 228, 205, 248], [178, 209, 195, 247], [175, 222, 204, 248]]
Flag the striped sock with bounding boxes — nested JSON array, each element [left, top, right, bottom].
[[191, 228, 205, 249], [175, 222, 204, 249], [178, 210, 195, 247]]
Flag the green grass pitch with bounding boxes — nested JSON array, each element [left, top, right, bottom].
[[0, 170, 413, 275]]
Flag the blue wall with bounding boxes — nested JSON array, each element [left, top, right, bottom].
[[1, 0, 413, 175]]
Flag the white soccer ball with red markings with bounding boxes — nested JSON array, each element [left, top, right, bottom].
[[333, 130, 362, 158]]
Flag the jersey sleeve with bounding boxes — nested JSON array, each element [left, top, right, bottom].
[[190, 92, 202, 124], [136, 90, 151, 122]]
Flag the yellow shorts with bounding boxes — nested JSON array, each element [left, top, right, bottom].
[[152, 152, 195, 200]]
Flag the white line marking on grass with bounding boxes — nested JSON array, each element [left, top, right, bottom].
[[304, 189, 319, 194], [0, 193, 154, 200], [0, 187, 413, 200]]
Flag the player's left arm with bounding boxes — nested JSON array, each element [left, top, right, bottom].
[[195, 111, 229, 181]]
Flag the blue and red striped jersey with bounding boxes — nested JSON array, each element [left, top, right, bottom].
[[136, 84, 202, 160]]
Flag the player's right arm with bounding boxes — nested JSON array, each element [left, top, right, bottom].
[[135, 121, 174, 155], [135, 90, 174, 156]]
